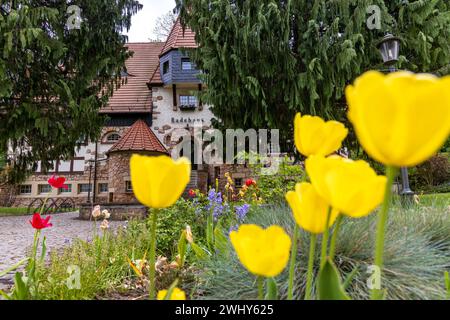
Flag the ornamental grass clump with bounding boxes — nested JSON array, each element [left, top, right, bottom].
[[194, 204, 450, 300]]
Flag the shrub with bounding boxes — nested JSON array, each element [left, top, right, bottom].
[[155, 198, 207, 257], [411, 154, 449, 191], [252, 157, 305, 204]]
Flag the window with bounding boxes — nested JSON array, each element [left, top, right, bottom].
[[163, 61, 170, 74], [59, 184, 72, 194], [181, 58, 192, 70], [99, 183, 108, 193], [179, 95, 198, 106], [19, 185, 32, 195], [78, 184, 92, 194], [234, 178, 243, 188], [125, 181, 133, 193], [38, 184, 52, 195], [106, 133, 120, 143]]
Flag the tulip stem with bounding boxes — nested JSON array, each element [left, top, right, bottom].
[[38, 195, 50, 215], [149, 208, 159, 300], [305, 234, 317, 300], [287, 224, 299, 300], [257, 276, 264, 300], [328, 215, 343, 261], [371, 166, 398, 300], [28, 230, 41, 275], [320, 207, 332, 268]]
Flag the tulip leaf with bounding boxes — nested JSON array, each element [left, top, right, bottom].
[[40, 236, 47, 263], [206, 210, 214, 249], [178, 230, 187, 268], [191, 242, 210, 261], [0, 288, 11, 300], [317, 259, 351, 300], [445, 271, 450, 296], [164, 279, 179, 300], [214, 221, 229, 256], [0, 258, 29, 278], [13, 272, 29, 300], [126, 257, 143, 278], [265, 277, 278, 300]]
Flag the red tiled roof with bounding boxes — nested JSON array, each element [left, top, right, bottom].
[[159, 18, 197, 57], [108, 119, 168, 154], [101, 42, 164, 113], [149, 65, 163, 85]]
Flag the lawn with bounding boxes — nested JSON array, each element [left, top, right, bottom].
[[0, 207, 76, 217], [0, 207, 30, 216], [419, 193, 450, 207]]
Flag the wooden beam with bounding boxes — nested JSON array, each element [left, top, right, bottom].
[[172, 84, 177, 106], [198, 83, 203, 107]]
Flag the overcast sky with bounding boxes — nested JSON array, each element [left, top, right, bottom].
[[123, 0, 177, 42]]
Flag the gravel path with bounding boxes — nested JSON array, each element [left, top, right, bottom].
[[0, 212, 125, 291]]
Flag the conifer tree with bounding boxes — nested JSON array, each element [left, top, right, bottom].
[[0, 1, 142, 182], [176, 0, 450, 154]]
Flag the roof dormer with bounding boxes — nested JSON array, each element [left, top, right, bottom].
[[152, 18, 201, 86]]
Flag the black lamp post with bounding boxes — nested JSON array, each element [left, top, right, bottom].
[[377, 34, 415, 203]]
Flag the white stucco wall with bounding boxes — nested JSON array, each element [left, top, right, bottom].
[[151, 85, 215, 150]]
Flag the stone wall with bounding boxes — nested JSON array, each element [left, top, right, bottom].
[[208, 164, 255, 192], [151, 85, 214, 154], [107, 150, 168, 204], [107, 152, 137, 204]]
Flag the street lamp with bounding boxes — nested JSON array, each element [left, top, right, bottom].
[[377, 34, 401, 66], [377, 34, 415, 203]]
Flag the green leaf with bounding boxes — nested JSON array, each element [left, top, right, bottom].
[[445, 271, 450, 299], [164, 279, 179, 300], [177, 231, 187, 268], [214, 221, 229, 255], [40, 236, 47, 263], [13, 272, 29, 300], [317, 259, 351, 300], [0, 258, 29, 278], [191, 242, 210, 261], [206, 210, 214, 249], [343, 266, 359, 290], [0, 288, 11, 300]]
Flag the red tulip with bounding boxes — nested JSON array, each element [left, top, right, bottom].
[[48, 175, 68, 190], [188, 189, 196, 198], [30, 213, 53, 230], [245, 179, 256, 187]]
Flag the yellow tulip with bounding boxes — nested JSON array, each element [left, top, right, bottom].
[[346, 71, 450, 167], [305, 155, 387, 218], [294, 113, 348, 157], [286, 183, 339, 234], [130, 155, 191, 209], [230, 224, 291, 278], [157, 287, 186, 300]]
